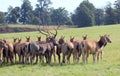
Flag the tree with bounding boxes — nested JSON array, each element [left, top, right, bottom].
[[114, 0, 120, 23], [95, 8, 104, 25], [19, 0, 33, 24], [31, 16, 41, 25], [0, 11, 6, 25], [36, 0, 52, 25], [7, 7, 20, 24], [50, 7, 72, 25], [72, 0, 95, 27], [105, 2, 116, 25]]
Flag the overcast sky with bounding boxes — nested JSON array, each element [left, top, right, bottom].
[[0, 0, 116, 13]]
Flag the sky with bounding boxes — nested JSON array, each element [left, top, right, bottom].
[[0, 0, 116, 13]]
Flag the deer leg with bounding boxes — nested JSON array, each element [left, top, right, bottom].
[[35, 54, 38, 64], [53, 49, 56, 63], [73, 52, 75, 63], [19, 55, 21, 63], [3, 50, 6, 63], [10, 52, 14, 64], [81, 49, 85, 64], [39, 54, 41, 63], [67, 51, 72, 64], [100, 51, 102, 60], [57, 53, 61, 64], [14, 53, 16, 62], [30, 55, 32, 64], [6, 50, 9, 63], [77, 50, 82, 63], [56, 48, 61, 64], [21, 55, 25, 63], [45, 52, 48, 63], [97, 52, 100, 61], [40, 54, 44, 64], [30, 54, 35, 64], [27, 53, 30, 64], [48, 52, 52, 64], [24, 52, 27, 64], [62, 53, 65, 63], [86, 53, 89, 64], [74, 51, 78, 63], [93, 54, 97, 64]]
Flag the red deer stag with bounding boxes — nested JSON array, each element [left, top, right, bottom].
[[38, 28, 58, 64]]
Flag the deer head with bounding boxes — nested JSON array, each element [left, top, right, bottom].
[[13, 37, 18, 43], [26, 36, 30, 42], [37, 36, 41, 41], [70, 36, 74, 42], [82, 35, 88, 40]]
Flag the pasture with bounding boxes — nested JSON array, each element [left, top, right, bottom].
[[0, 24, 120, 76]]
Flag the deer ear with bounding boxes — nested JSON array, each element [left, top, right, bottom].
[[73, 37, 74, 39], [63, 36, 65, 39], [104, 34, 107, 36], [99, 35, 102, 38], [61, 36, 64, 39], [20, 38, 22, 40], [82, 35, 84, 38]]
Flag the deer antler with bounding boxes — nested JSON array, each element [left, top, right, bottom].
[[49, 29, 57, 38], [38, 25, 60, 38], [38, 27, 50, 36], [50, 25, 60, 38]]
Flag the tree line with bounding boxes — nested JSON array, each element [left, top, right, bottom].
[[0, 0, 120, 27]]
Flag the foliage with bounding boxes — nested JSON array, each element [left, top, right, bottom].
[[114, 0, 120, 23], [104, 2, 117, 25], [19, 0, 33, 24], [7, 7, 20, 24], [72, 0, 95, 27], [95, 9, 104, 25], [1, 0, 120, 26], [50, 7, 72, 25], [0, 11, 6, 25], [36, 0, 52, 25]]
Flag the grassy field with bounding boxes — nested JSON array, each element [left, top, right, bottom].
[[0, 24, 120, 76]]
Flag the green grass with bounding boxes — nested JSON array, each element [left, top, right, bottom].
[[0, 24, 120, 76]]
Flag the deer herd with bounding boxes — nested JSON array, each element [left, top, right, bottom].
[[0, 28, 112, 65]]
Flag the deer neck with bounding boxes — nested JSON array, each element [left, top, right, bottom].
[[98, 40, 106, 48]]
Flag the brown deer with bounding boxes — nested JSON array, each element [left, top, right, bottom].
[[38, 28, 58, 64], [2, 39, 14, 64], [14, 37, 31, 63], [0, 40, 8, 65], [25, 28, 58, 64], [81, 35, 111, 64], [14, 38, 22, 62], [82, 35, 88, 40], [56, 36, 74, 64], [70, 36, 82, 63]]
